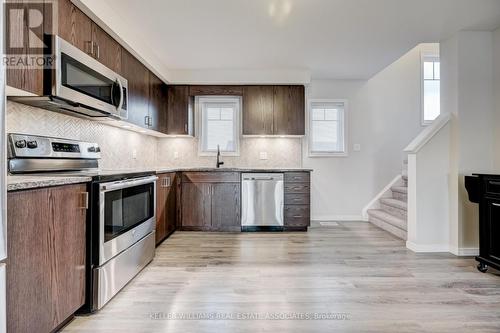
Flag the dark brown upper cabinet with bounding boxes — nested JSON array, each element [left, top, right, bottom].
[[167, 85, 194, 135], [6, 0, 53, 95], [242, 85, 305, 135], [148, 72, 168, 133], [242, 86, 274, 135], [91, 23, 122, 73], [189, 85, 244, 96], [57, 0, 93, 56], [121, 49, 150, 129], [273, 85, 305, 135]]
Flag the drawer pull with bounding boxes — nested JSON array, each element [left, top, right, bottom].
[[489, 181, 500, 186], [293, 215, 303, 218], [492, 203, 500, 207]]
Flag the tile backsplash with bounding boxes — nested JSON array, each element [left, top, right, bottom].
[[6, 101, 303, 170]]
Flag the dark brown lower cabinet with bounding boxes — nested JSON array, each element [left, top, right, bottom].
[[180, 172, 241, 231], [7, 184, 87, 333], [284, 172, 311, 231], [156, 173, 177, 245]]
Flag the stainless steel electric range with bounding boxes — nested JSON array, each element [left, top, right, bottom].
[[8, 133, 157, 312]]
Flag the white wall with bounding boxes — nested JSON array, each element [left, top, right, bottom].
[[304, 44, 438, 221], [442, 31, 495, 254]]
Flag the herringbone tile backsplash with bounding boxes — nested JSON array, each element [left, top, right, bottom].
[[7, 101, 302, 170], [6, 101, 157, 170]]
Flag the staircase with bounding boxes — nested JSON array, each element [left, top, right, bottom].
[[367, 171, 408, 240]]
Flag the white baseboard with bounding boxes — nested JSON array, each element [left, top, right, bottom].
[[449, 246, 479, 256], [406, 241, 449, 253], [312, 215, 367, 222]]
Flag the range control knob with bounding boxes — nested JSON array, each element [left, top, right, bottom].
[[15, 140, 27, 148], [27, 141, 38, 149], [87, 146, 96, 153], [95, 146, 101, 153]]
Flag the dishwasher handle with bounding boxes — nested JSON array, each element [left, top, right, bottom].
[[242, 173, 284, 181]]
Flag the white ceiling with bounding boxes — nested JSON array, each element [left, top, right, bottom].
[[92, 0, 500, 80]]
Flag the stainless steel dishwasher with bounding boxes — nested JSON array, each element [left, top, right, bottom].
[[241, 173, 284, 230]]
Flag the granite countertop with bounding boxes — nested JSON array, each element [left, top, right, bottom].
[[7, 175, 93, 192], [7, 167, 312, 191]]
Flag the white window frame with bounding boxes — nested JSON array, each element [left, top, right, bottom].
[[421, 53, 440, 126], [307, 99, 348, 157], [196, 96, 241, 157]]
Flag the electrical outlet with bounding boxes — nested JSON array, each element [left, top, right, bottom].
[[174, 151, 179, 159], [132, 149, 137, 159], [259, 152, 268, 160], [353, 144, 361, 152]]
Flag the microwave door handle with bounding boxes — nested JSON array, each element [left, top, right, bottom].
[[117, 78, 124, 111]]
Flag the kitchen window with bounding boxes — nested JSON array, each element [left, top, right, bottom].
[[422, 54, 440, 124], [198, 96, 241, 156], [308, 100, 347, 157]]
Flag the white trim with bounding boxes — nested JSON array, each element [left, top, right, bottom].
[[307, 99, 348, 157], [406, 241, 450, 253], [449, 246, 479, 256], [403, 113, 451, 153], [312, 215, 367, 222], [196, 96, 241, 157], [362, 175, 403, 219]]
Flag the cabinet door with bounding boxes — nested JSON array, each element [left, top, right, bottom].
[[156, 173, 177, 244], [50, 184, 87, 325], [7, 184, 86, 333], [121, 49, 150, 128], [484, 199, 500, 261], [5, 0, 47, 95], [149, 72, 168, 133], [167, 85, 192, 135], [156, 175, 168, 244], [211, 183, 241, 231], [242, 86, 274, 135], [273, 85, 305, 135], [58, 0, 93, 55], [91, 23, 122, 72], [181, 182, 211, 229]]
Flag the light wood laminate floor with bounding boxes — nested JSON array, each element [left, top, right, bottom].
[[64, 222, 500, 333]]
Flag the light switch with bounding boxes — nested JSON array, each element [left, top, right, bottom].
[[259, 152, 268, 160], [132, 149, 137, 159], [353, 144, 361, 152], [174, 151, 179, 159]]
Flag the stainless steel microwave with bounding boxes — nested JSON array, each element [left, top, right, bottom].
[[11, 35, 128, 120]]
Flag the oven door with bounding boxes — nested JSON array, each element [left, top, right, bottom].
[[99, 176, 157, 265], [54, 36, 128, 119]]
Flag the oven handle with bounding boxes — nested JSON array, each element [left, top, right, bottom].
[[100, 176, 158, 192]]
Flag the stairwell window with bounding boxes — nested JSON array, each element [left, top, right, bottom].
[[422, 54, 440, 124], [197, 96, 241, 156], [308, 100, 347, 157]]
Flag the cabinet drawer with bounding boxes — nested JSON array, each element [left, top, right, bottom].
[[485, 179, 500, 196], [182, 172, 240, 183], [284, 183, 310, 194], [285, 172, 310, 183], [285, 193, 310, 205], [284, 205, 310, 226]]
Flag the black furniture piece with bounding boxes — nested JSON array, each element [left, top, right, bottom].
[[465, 174, 500, 273]]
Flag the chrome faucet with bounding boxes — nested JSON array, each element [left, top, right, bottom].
[[216, 145, 224, 168]]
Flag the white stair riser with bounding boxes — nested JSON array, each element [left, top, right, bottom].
[[380, 203, 407, 219], [369, 216, 407, 240]]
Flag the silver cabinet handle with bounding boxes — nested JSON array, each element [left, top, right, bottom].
[[184, 123, 188, 133], [492, 203, 500, 207], [144, 116, 149, 126], [86, 41, 94, 56], [80, 192, 89, 209], [293, 215, 303, 218], [489, 181, 500, 186], [94, 42, 100, 59]]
